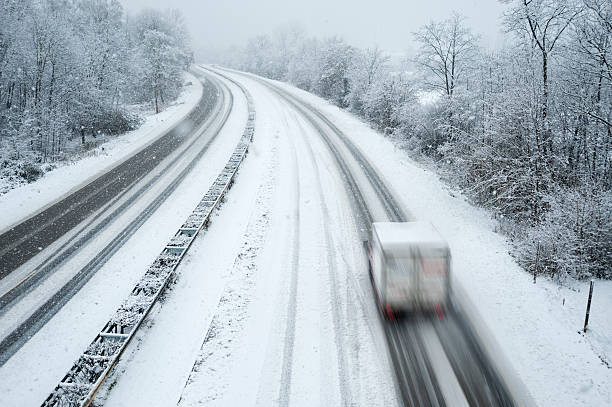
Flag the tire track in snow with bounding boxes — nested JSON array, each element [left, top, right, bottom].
[[289, 91, 393, 407], [219, 69, 396, 406], [232, 72, 405, 406], [291, 95, 399, 407], [244, 75, 385, 405], [277, 109, 302, 407], [293, 117, 351, 406]]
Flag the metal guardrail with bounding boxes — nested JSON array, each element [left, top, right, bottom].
[[42, 76, 255, 407]]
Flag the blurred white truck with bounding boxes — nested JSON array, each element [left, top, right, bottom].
[[367, 221, 451, 318]]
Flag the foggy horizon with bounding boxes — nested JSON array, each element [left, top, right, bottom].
[[120, 0, 509, 57]]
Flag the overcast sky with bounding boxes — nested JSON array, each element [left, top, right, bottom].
[[120, 0, 509, 55]]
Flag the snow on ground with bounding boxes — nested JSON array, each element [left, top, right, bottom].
[[176, 128, 278, 407], [271, 78, 612, 407], [0, 72, 242, 407], [101, 69, 397, 407], [4, 65, 608, 407], [0, 72, 203, 233], [99, 79, 264, 407]]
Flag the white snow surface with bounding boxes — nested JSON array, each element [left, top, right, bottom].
[[100, 69, 398, 407], [270, 77, 612, 407], [1, 66, 610, 407], [0, 72, 203, 233]]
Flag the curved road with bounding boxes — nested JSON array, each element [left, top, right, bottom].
[[0, 72, 215, 279], [0, 69, 233, 366], [234, 69, 523, 407], [0, 66, 530, 406]]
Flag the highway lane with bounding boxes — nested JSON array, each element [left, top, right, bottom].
[[0, 69, 234, 366], [0, 70, 220, 310], [232, 69, 523, 406], [0, 71, 215, 280]]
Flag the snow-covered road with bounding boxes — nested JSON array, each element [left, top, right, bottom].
[[1, 65, 609, 407], [269, 77, 612, 407], [0, 70, 245, 405], [92, 67, 525, 407], [101, 68, 610, 407], [101, 67, 397, 407], [0, 71, 232, 368]]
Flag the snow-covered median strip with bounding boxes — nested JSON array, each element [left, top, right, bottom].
[[178, 141, 276, 406], [41, 82, 255, 407], [0, 72, 203, 233]]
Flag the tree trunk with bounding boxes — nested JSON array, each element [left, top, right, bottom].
[[541, 51, 554, 165], [154, 87, 159, 114], [542, 51, 548, 123]]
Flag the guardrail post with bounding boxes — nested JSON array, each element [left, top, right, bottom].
[[583, 280, 594, 333]]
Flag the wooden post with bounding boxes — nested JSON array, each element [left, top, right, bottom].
[[583, 280, 594, 333]]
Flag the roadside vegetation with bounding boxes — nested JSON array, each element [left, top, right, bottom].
[[0, 0, 192, 192], [223, 0, 611, 280]]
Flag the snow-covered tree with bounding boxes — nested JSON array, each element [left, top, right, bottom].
[[285, 36, 320, 91], [0, 0, 192, 188], [228, 15, 611, 279], [413, 12, 479, 97], [361, 71, 415, 134], [315, 37, 354, 107], [345, 46, 390, 115], [130, 8, 191, 113]]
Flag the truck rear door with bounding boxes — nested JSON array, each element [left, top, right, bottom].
[[385, 255, 417, 307], [416, 253, 448, 305]]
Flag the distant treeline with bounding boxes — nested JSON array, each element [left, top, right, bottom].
[[224, 0, 611, 280], [0, 0, 192, 181]]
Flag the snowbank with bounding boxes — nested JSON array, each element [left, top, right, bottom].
[[0, 72, 203, 233]]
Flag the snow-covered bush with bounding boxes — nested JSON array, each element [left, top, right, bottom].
[[18, 162, 43, 182], [515, 188, 612, 280], [314, 37, 354, 107], [361, 72, 416, 134]]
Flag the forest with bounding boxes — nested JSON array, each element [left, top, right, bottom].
[[223, 0, 611, 280], [0, 0, 191, 191]]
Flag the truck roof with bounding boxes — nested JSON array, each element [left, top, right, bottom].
[[373, 221, 449, 255]]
